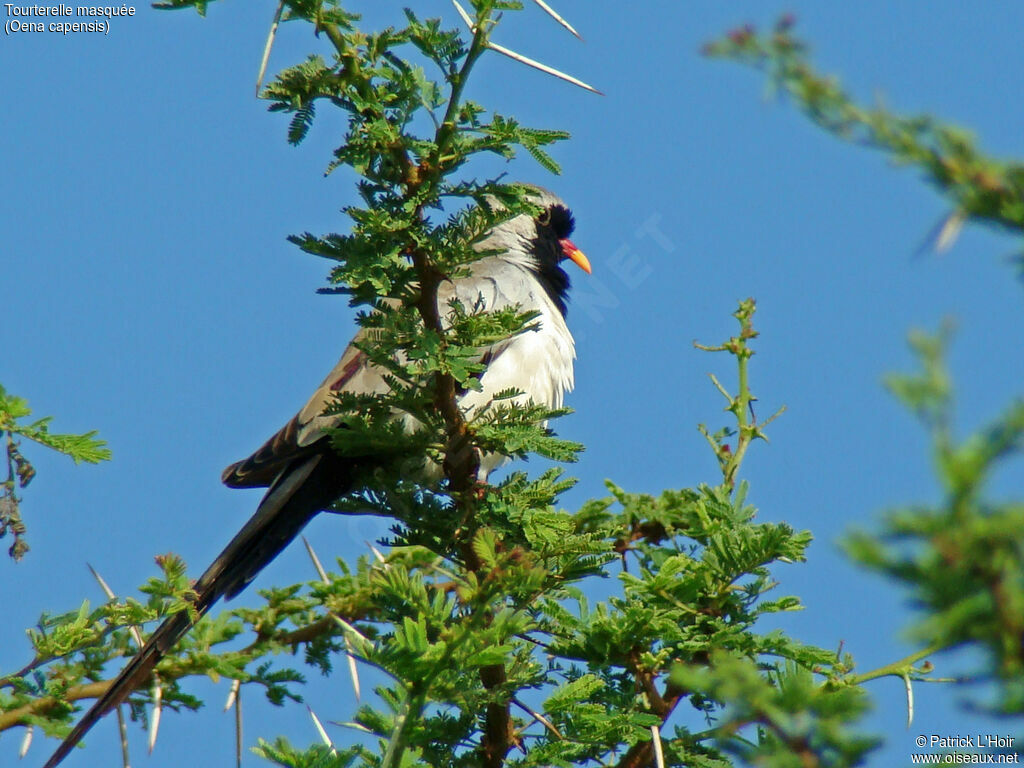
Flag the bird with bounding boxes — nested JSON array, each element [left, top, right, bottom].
[[42, 187, 589, 767]]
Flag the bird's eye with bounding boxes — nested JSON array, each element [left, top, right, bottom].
[[536, 209, 552, 227]]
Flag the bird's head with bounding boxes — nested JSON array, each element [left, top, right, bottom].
[[479, 186, 590, 315]]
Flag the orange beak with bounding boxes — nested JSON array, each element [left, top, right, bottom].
[[559, 238, 592, 274]]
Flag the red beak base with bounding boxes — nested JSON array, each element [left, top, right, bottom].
[[559, 238, 592, 274]]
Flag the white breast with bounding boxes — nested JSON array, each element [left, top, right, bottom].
[[298, 256, 575, 481], [450, 260, 576, 477], [458, 298, 575, 416]]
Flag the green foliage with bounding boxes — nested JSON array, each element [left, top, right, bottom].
[[845, 328, 1024, 712], [705, 16, 1024, 277], [672, 654, 877, 768], [3, 297, 858, 767], [695, 299, 785, 490], [705, 14, 1024, 758], [0, 385, 110, 560], [9, 6, 1024, 768]]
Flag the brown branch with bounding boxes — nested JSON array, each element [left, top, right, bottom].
[[306, 10, 506, 765], [0, 681, 109, 732], [1, 657, 51, 691], [615, 655, 688, 768], [758, 716, 820, 768], [397, 15, 511, 766], [613, 520, 669, 555], [480, 664, 512, 768], [0, 607, 367, 735], [614, 692, 685, 768]]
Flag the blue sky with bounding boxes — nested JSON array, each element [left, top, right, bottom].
[[3, 2, 1023, 766]]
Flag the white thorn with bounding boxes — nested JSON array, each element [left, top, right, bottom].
[[256, 0, 285, 96], [18, 724, 33, 759], [88, 563, 144, 648], [331, 615, 375, 662], [330, 720, 373, 734], [234, 683, 243, 768], [486, 40, 602, 95], [224, 677, 241, 712], [307, 706, 337, 755], [511, 698, 562, 739], [904, 673, 914, 729], [530, 0, 581, 39], [115, 706, 131, 768], [450, 0, 595, 93], [332, 615, 370, 644], [451, 0, 474, 31], [148, 683, 162, 754], [128, 624, 145, 648], [87, 562, 115, 599], [302, 538, 362, 700], [935, 209, 966, 253], [368, 543, 387, 564], [344, 634, 362, 701], [918, 209, 966, 256], [302, 536, 329, 582], [652, 724, 666, 768]]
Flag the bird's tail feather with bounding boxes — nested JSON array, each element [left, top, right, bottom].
[[43, 452, 346, 768]]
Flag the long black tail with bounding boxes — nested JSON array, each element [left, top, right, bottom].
[[43, 451, 347, 768]]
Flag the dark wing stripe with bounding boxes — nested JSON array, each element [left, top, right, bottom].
[[329, 351, 367, 390], [223, 352, 368, 489], [221, 415, 323, 488]]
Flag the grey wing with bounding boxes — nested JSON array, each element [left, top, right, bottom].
[[223, 261, 540, 489], [439, 258, 537, 351], [222, 327, 388, 488], [445, 258, 533, 313]]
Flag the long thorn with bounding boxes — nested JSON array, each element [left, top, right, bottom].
[[19, 724, 33, 759], [652, 724, 666, 768], [935, 209, 966, 253], [918, 209, 966, 256], [530, 0, 581, 39], [331, 615, 370, 643], [90, 561, 154, 763], [88, 563, 144, 648], [235, 684, 243, 768], [344, 635, 362, 701], [148, 684, 162, 754], [302, 536, 329, 582], [368, 543, 387, 565], [450, 0, 598, 94], [308, 706, 337, 754], [451, 0, 474, 31], [486, 40, 602, 94], [331, 615, 376, 663], [904, 673, 914, 729], [304, 537, 361, 699], [329, 618, 370, 696], [224, 678, 241, 712], [511, 698, 562, 739], [329, 720, 373, 734], [115, 707, 131, 768], [256, 0, 285, 96], [87, 562, 115, 599]]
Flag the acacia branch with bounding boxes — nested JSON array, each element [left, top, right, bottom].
[[614, 680, 687, 768], [0, 607, 368, 735], [421, 13, 515, 766], [0, 682, 109, 733], [845, 640, 949, 686]]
